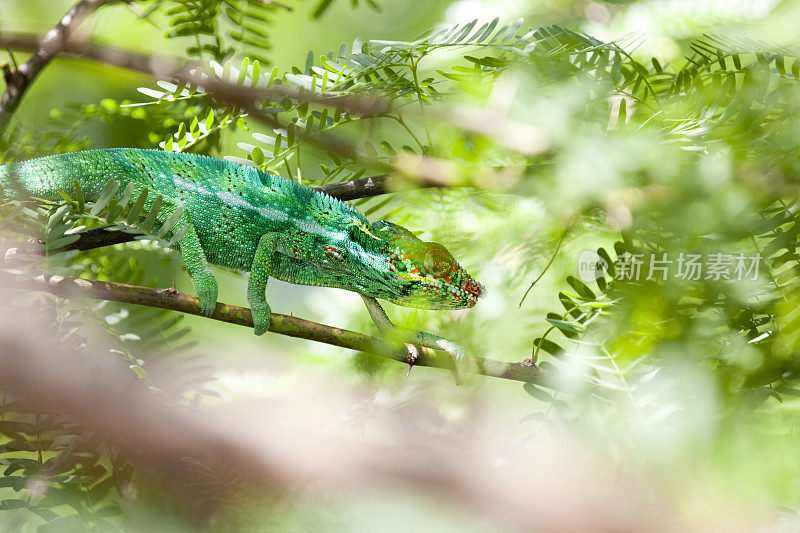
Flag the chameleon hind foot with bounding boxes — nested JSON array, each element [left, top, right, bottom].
[[166, 205, 218, 317], [192, 268, 219, 317], [251, 301, 271, 336], [247, 233, 280, 336]]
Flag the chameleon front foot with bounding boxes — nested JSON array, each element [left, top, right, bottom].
[[172, 210, 218, 317], [247, 233, 280, 336], [412, 332, 468, 385], [360, 295, 469, 384], [251, 302, 271, 336]]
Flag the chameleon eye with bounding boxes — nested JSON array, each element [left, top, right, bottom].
[[424, 245, 455, 277]]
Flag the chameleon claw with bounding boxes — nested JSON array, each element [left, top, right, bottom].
[[199, 298, 217, 317], [253, 318, 270, 336], [195, 285, 218, 317], [192, 269, 218, 317]]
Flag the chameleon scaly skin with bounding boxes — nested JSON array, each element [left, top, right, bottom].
[[0, 149, 484, 361]]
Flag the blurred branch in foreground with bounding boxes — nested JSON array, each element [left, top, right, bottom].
[[0, 31, 387, 121], [0, 268, 545, 384], [0, 292, 666, 532]]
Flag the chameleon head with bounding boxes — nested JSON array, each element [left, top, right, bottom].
[[350, 219, 485, 310]]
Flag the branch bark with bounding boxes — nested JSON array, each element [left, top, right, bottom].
[[0, 268, 546, 384], [0, 0, 127, 130], [318, 173, 391, 200]]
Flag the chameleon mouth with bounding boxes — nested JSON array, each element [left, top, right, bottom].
[[462, 278, 485, 302], [441, 277, 484, 309]]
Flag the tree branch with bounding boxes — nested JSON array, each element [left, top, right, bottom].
[[0, 30, 386, 123], [0, 31, 185, 77], [318, 173, 391, 200], [0, 29, 469, 191], [0, 268, 545, 384], [0, 0, 129, 130]]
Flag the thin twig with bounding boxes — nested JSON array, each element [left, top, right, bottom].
[[519, 230, 568, 307], [0, 268, 546, 384]]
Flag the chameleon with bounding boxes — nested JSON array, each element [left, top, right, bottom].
[[0, 148, 484, 363]]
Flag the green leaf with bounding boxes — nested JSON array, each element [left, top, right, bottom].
[[126, 188, 149, 224], [45, 234, 80, 252], [523, 382, 553, 401], [28, 506, 60, 522], [140, 195, 163, 232], [251, 146, 266, 166], [156, 206, 183, 239], [546, 316, 581, 338], [47, 204, 70, 230], [90, 180, 121, 216], [118, 181, 136, 209], [0, 477, 27, 491], [0, 499, 27, 510], [566, 276, 596, 300], [166, 224, 190, 247], [205, 108, 215, 131], [533, 338, 564, 357], [617, 97, 627, 128]]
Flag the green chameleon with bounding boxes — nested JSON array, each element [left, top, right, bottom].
[[0, 148, 484, 362]]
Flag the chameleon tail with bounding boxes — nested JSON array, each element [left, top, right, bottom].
[[0, 156, 104, 202]]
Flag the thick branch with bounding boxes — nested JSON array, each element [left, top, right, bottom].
[[0, 0, 126, 129], [319, 173, 390, 200], [0, 269, 545, 383]]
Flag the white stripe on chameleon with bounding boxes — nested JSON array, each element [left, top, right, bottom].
[[176, 176, 356, 241]]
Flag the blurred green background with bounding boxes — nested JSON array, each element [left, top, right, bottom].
[[3, 0, 800, 531]]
